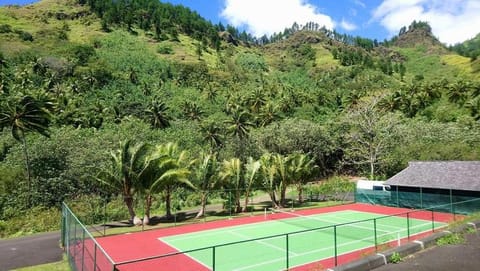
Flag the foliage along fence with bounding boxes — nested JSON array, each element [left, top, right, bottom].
[[64, 186, 354, 236], [355, 187, 480, 214]]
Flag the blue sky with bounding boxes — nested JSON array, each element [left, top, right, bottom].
[[2, 0, 480, 45]]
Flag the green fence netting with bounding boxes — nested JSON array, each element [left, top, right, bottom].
[[62, 203, 115, 271], [355, 187, 480, 214]]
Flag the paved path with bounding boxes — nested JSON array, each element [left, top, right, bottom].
[[373, 230, 480, 271], [0, 231, 62, 271]]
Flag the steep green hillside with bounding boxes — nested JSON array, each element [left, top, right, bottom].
[[1, 0, 479, 237]]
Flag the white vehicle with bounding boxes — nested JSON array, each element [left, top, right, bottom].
[[356, 180, 390, 192]]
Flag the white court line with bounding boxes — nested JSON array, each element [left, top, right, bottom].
[[233, 226, 439, 271], [228, 230, 298, 256], [156, 239, 212, 270]]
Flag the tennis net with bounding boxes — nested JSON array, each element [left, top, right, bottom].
[[269, 208, 402, 244]]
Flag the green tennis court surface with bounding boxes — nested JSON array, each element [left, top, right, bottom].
[[159, 210, 446, 271]]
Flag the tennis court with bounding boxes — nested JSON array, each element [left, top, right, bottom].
[[88, 203, 452, 271], [156, 209, 445, 271]]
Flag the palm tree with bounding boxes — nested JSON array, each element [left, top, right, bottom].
[[193, 153, 220, 218], [200, 121, 224, 151], [288, 153, 317, 203], [145, 100, 171, 129], [203, 83, 218, 102], [246, 88, 266, 114], [243, 157, 260, 212], [141, 143, 193, 220], [447, 81, 470, 105], [273, 153, 290, 208], [259, 153, 280, 208], [258, 102, 281, 127], [96, 140, 149, 224], [219, 158, 243, 213], [0, 94, 53, 206], [183, 101, 204, 121], [224, 107, 254, 140]]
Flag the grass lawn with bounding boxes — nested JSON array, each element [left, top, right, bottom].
[[13, 260, 69, 271]]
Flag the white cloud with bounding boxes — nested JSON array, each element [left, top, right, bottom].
[[353, 0, 366, 8], [341, 19, 358, 31], [220, 0, 335, 37], [372, 0, 480, 45]]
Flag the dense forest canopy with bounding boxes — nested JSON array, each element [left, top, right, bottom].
[[0, 0, 479, 235]]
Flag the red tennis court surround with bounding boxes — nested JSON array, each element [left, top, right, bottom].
[[92, 203, 456, 271]]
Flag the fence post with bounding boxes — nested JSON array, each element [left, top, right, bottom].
[[81, 230, 86, 271], [407, 212, 410, 240], [431, 209, 435, 232], [212, 246, 215, 271], [286, 234, 290, 270], [450, 189, 453, 214], [61, 204, 66, 248], [374, 219, 378, 251], [420, 187, 423, 209], [396, 186, 399, 207], [104, 199, 107, 236], [334, 225, 338, 266], [94, 244, 97, 271]]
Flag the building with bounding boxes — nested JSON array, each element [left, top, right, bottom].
[[384, 161, 480, 214]]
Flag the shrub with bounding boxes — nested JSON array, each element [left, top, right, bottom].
[[389, 252, 403, 263], [0, 207, 61, 238], [0, 24, 12, 33], [157, 44, 173, 54], [437, 233, 464, 245], [16, 30, 34, 41]]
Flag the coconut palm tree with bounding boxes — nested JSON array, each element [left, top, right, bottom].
[[258, 102, 281, 127], [246, 88, 266, 114], [288, 153, 317, 203], [242, 157, 260, 212], [141, 143, 193, 221], [0, 94, 53, 207], [200, 121, 224, 151], [192, 153, 220, 218], [273, 153, 290, 208], [145, 100, 171, 129], [96, 140, 149, 224], [259, 153, 280, 208], [224, 107, 253, 140], [219, 158, 243, 213], [183, 101, 204, 121]]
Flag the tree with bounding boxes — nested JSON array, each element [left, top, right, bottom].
[[246, 88, 266, 114], [259, 153, 280, 208], [273, 153, 290, 207], [139, 142, 193, 222], [242, 157, 260, 212], [258, 102, 281, 127], [224, 107, 254, 140], [96, 140, 149, 223], [200, 121, 224, 151], [145, 100, 171, 129], [192, 153, 220, 218], [288, 153, 317, 203], [219, 158, 243, 213], [0, 94, 53, 207], [342, 97, 401, 178], [183, 101, 204, 121]]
